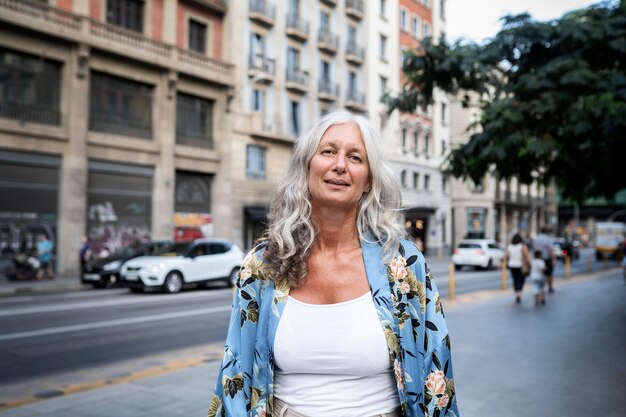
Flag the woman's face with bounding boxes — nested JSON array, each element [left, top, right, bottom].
[[308, 123, 371, 211]]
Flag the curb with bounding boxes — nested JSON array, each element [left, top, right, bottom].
[[0, 279, 90, 297]]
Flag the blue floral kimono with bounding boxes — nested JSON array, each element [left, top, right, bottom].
[[208, 237, 459, 417]]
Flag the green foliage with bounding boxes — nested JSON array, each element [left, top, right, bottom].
[[386, 1, 626, 203]]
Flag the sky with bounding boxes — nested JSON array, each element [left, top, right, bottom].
[[446, 0, 599, 43]]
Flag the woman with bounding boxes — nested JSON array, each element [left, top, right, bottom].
[[208, 112, 459, 417], [505, 233, 530, 304]]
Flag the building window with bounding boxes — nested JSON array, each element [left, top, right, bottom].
[[441, 102, 447, 125], [423, 0, 431, 8], [441, 140, 447, 155], [89, 71, 153, 139], [188, 20, 207, 54], [287, 47, 300, 73], [320, 11, 330, 32], [400, 170, 407, 187], [380, 0, 386, 16], [246, 145, 266, 179], [413, 131, 419, 153], [348, 25, 357, 45], [290, 100, 300, 136], [424, 131, 431, 155], [379, 75, 387, 100], [424, 174, 430, 190], [106, 0, 144, 33], [401, 128, 407, 149], [175, 171, 212, 214], [0, 47, 61, 126], [176, 92, 214, 149], [400, 8, 407, 31], [423, 22, 431, 38], [400, 46, 408, 66], [440, 0, 446, 20], [413, 172, 419, 189], [379, 34, 387, 59], [442, 176, 447, 194], [252, 89, 264, 112], [412, 15, 420, 38]]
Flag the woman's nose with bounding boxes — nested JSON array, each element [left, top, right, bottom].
[[333, 154, 347, 173]]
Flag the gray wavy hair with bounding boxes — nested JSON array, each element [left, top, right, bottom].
[[265, 111, 405, 286]]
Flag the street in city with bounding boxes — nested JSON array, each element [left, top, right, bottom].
[[0, 249, 624, 417]]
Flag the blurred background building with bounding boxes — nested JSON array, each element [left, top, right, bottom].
[[2, 0, 603, 278]]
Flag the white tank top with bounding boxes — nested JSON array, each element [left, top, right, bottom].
[[273, 292, 400, 417], [507, 243, 523, 268]]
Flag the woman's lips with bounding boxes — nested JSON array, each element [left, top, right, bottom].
[[325, 178, 349, 186]]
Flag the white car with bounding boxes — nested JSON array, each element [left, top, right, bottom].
[[121, 238, 244, 293], [452, 239, 505, 270]]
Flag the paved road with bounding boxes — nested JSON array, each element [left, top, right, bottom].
[[1, 268, 623, 417]]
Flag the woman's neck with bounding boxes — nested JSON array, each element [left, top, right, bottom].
[[311, 208, 360, 254]]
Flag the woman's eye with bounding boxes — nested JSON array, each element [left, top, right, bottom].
[[349, 155, 362, 162], [320, 149, 334, 155]]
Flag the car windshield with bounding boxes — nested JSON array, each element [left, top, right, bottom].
[[159, 241, 191, 256], [459, 243, 481, 249]]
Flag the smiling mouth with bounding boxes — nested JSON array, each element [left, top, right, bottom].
[[325, 179, 349, 186]]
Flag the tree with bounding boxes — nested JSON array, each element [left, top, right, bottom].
[[386, 1, 626, 203]]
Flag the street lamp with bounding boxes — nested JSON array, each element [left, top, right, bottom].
[[226, 72, 269, 113]]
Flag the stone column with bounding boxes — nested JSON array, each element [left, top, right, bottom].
[[56, 43, 90, 277], [151, 70, 176, 240]]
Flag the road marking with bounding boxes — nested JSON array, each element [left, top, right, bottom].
[[0, 343, 227, 411], [0, 305, 231, 342], [0, 288, 232, 317]]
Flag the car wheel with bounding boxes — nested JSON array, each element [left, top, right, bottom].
[[226, 268, 239, 288], [163, 271, 183, 294], [108, 274, 119, 287]]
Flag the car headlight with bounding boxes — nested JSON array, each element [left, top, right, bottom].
[[103, 260, 123, 271], [149, 263, 166, 273]]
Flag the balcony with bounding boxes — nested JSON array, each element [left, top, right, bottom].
[[185, 0, 228, 15], [286, 14, 309, 42], [249, 0, 275, 27], [345, 0, 364, 20], [345, 89, 367, 112], [248, 54, 276, 82], [345, 42, 365, 65], [318, 79, 340, 102], [320, 0, 337, 6], [0, 0, 234, 87], [0, 102, 60, 126], [285, 69, 308, 94], [317, 30, 338, 54], [248, 113, 294, 144]]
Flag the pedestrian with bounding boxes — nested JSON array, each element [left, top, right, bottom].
[[413, 234, 424, 253], [505, 233, 531, 304], [530, 250, 547, 306], [35, 233, 54, 280], [208, 111, 459, 417], [533, 226, 556, 293], [79, 236, 92, 273]]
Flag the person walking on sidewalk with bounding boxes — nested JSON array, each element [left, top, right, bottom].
[[530, 250, 547, 305], [505, 233, 531, 304], [533, 226, 556, 293], [208, 112, 459, 417], [35, 233, 54, 280]]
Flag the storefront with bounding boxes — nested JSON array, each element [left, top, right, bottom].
[[86, 160, 153, 256], [0, 150, 60, 275], [174, 171, 213, 241]]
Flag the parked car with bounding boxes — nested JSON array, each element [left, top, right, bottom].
[[452, 239, 505, 270], [81, 240, 174, 288], [552, 238, 579, 262], [120, 238, 244, 293]]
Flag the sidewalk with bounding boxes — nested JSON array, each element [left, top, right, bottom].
[[0, 275, 88, 297], [1, 267, 623, 417]]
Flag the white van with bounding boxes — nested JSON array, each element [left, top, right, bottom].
[[595, 222, 625, 260]]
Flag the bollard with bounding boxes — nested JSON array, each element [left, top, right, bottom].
[[565, 256, 571, 279], [448, 263, 455, 300], [437, 247, 443, 261], [501, 257, 507, 289], [586, 255, 592, 273]]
